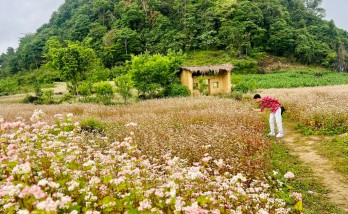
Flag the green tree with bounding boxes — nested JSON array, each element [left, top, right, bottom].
[[114, 74, 134, 104], [102, 28, 142, 67], [44, 39, 100, 95], [129, 50, 184, 98]]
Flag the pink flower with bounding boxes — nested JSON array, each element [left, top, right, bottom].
[[19, 185, 47, 199], [36, 197, 59, 212], [125, 122, 137, 127], [86, 211, 100, 214], [138, 199, 152, 211], [284, 172, 295, 179], [290, 192, 303, 201]]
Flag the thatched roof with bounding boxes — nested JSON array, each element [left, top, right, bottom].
[[180, 64, 234, 74]]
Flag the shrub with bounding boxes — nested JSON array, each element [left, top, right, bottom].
[[165, 83, 191, 97], [79, 117, 106, 133], [93, 81, 115, 105], [198, 76, 209, 95], [78, 82, 92, 97], [23, 95, 39, 103], [232, 59, 262, 74], [41, 89, 55, 104]]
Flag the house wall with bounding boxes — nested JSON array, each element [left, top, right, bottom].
[[180, 69, 232, 96], [180, 70, 194, 94]]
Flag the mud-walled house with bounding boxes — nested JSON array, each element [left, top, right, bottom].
[[179, 64, 233, 96]]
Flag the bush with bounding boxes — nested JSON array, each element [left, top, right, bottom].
[[232, 59, 262, 74], [93, 81, 115, 105], [23, 95, 39, 103], [79, 118, 106, 133], [78, 82, 93, 96], [42, 89, 55, 104], [165, 84, 191, 97], [59, 93, 75, 103]]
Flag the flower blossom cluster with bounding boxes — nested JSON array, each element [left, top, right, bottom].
[[0, 110, 291, 213]]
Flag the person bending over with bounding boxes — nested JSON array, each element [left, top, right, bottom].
[[253, 94, 284, 138]]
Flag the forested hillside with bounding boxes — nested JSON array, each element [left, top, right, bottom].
[[0, 0, 347, 76]]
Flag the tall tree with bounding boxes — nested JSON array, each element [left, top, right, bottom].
[[45, 39, 100, 94]]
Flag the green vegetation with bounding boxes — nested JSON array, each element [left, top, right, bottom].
[[315, 136, 348, 176], [233, 69, 348, 89], [1, 0, 348, 77], [129, 50, 185, 98], [271, 141, 345, 213], [79, 117, 106, 133]]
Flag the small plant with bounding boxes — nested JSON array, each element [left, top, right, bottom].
[[79, 117, 106, 133]]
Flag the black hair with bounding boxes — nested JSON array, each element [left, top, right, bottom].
[[253, 94, 261, 99]]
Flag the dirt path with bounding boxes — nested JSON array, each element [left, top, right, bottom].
[[280, 125, 348, 212]]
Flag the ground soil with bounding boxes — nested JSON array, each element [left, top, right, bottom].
[[280, 125, 348, 212]]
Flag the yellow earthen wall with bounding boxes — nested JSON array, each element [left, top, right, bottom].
[[180, 69, 232, 96]]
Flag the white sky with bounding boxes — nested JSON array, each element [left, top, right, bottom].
[[0, 0, 347, 55], [321, 0, 348, 31], [0, 0, 64, 54]]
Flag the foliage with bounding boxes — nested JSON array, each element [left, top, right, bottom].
[[236, 69, 348, 89], [271, 141, 345, 213], [129, 50, 185, 98], [79, 117, 106, 133], [77, 81, 93, 97], [231, 75, 256, 93], [41, 89, 55, 104], [44, 38, 100, 95], [333, 44, 348, 72], [183, 50, 233, 66], [231, 59, 263, 74], [315, 136, 348, 176], [1, 0, 347, 79], [92, 81, 114, 105], [197, 76, 209, 95], [164, 83, 191, 97], [114, 74, 134, 104]]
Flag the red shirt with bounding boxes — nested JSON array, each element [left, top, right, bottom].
[[260, 96, 281, 113]]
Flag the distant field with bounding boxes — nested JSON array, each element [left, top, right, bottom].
[[233, 69, 348, 88]]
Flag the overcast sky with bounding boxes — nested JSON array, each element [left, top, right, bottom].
[[0, 0, 347, 55]]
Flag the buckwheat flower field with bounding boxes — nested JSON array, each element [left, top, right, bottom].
[[0, 97, 292, 213], [259, 85, 348, 134]]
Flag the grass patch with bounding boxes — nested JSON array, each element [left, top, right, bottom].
[[315, 136, 348, 176], [234, 69, 348, 89], [183, 50, 233, 66], [271, 141, 345, 213]]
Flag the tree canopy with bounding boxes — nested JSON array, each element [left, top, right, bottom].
[[1, 0, 348, 75]]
